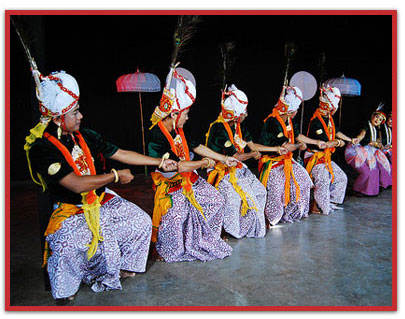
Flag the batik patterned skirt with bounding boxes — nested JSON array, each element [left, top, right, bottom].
[[310, 160, 348, 215], [263, 159, 313, 226], [46, 193, 152, 299], [217, 165, 266, 238], [156, 177, 233, 263], [345, 144, 391, 195]]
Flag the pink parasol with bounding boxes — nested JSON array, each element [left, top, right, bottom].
[[116, 68, 161, 174]]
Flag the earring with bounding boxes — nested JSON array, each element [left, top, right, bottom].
[[172, 120, 176, 131], [57, 124, 62, 140]]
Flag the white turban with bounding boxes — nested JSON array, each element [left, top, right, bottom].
[[171, 76, 196, 113], [320, 86, 341, 110], [37, 71, 80, 117], [223, 84, 248, 117], [284, 86, 303, 112]]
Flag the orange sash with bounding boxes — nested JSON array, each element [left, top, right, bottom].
[[259, 110, 300, 206], [152, 123, 206, 242], [44, 132, 103, 260], [306, 109, 335, 182]]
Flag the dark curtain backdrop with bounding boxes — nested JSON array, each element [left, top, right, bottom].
[[9, 14, 393, 181]]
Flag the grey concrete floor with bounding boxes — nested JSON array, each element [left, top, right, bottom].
[[9, 178, 393, 307]]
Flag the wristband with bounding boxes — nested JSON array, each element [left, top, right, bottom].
[[111, 168, 119, 183], [159, 152, 170, 169]]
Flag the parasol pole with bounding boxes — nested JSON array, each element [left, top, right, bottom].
[[138, 91, 147, 176], [300, 100, 305, 134], [338, 98, 343, 130]]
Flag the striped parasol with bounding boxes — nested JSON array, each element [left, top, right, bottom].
[[116, 68, 161, 175]]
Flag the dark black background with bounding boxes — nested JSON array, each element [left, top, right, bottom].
[[9, 13, 393, 180]]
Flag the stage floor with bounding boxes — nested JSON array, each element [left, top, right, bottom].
[[8, 176, 393, 307]]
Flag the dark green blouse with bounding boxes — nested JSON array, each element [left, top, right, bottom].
[[147, 125, 201, 161], [307, 115, 340, 151], [30, 128, 119, 204], [206, 121, 253, 156], [259, 117, 299, 154]]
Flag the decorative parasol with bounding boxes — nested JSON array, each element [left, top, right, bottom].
[[116, 68, 161, 175], [290, 71, 318, 134], [290, 71, 318, 166], [324, 73, 361, 128]]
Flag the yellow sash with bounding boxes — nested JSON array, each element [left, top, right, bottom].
[[207, 162, 257, 216], [305, 149, 334, 182], [42, 193, 107, 267], [151, 172, 204, 243]]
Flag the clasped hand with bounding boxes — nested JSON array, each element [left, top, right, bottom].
[[161, 159, 178, 171], [224, 156, 239, 167]]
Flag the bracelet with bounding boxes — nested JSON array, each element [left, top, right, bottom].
[[158, 158, 165, 169], [202, 157, 211, 169], [111, 168, 119, 183], [159, 152, 170, 169], [335, 139, 341, 147]]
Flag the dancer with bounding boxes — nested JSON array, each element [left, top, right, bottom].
[[258, 85, 327, 225], [305, 86, 358, 214], [205, 85, 285, 238], [26, 71, 177, 300], [345, 103, 392, 196], [381, 111, 392, 163], [148, 67, 236, 262]]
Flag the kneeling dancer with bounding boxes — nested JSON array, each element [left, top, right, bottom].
[[26, 71, 177, 300], [258, 85, 326, 225], [344, 103, 392, 196], [205, 85, 283, 238], [148, 67, 235, 262], [305, 86, 357, 214]]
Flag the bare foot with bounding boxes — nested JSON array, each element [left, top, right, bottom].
[[119, 270, 136, 278], [222, 235, 229, 242], [151, 247, 164, 262], [57, 294, 75, 303], [311, 201, 321, 214], [221, 229, 230, 242]]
